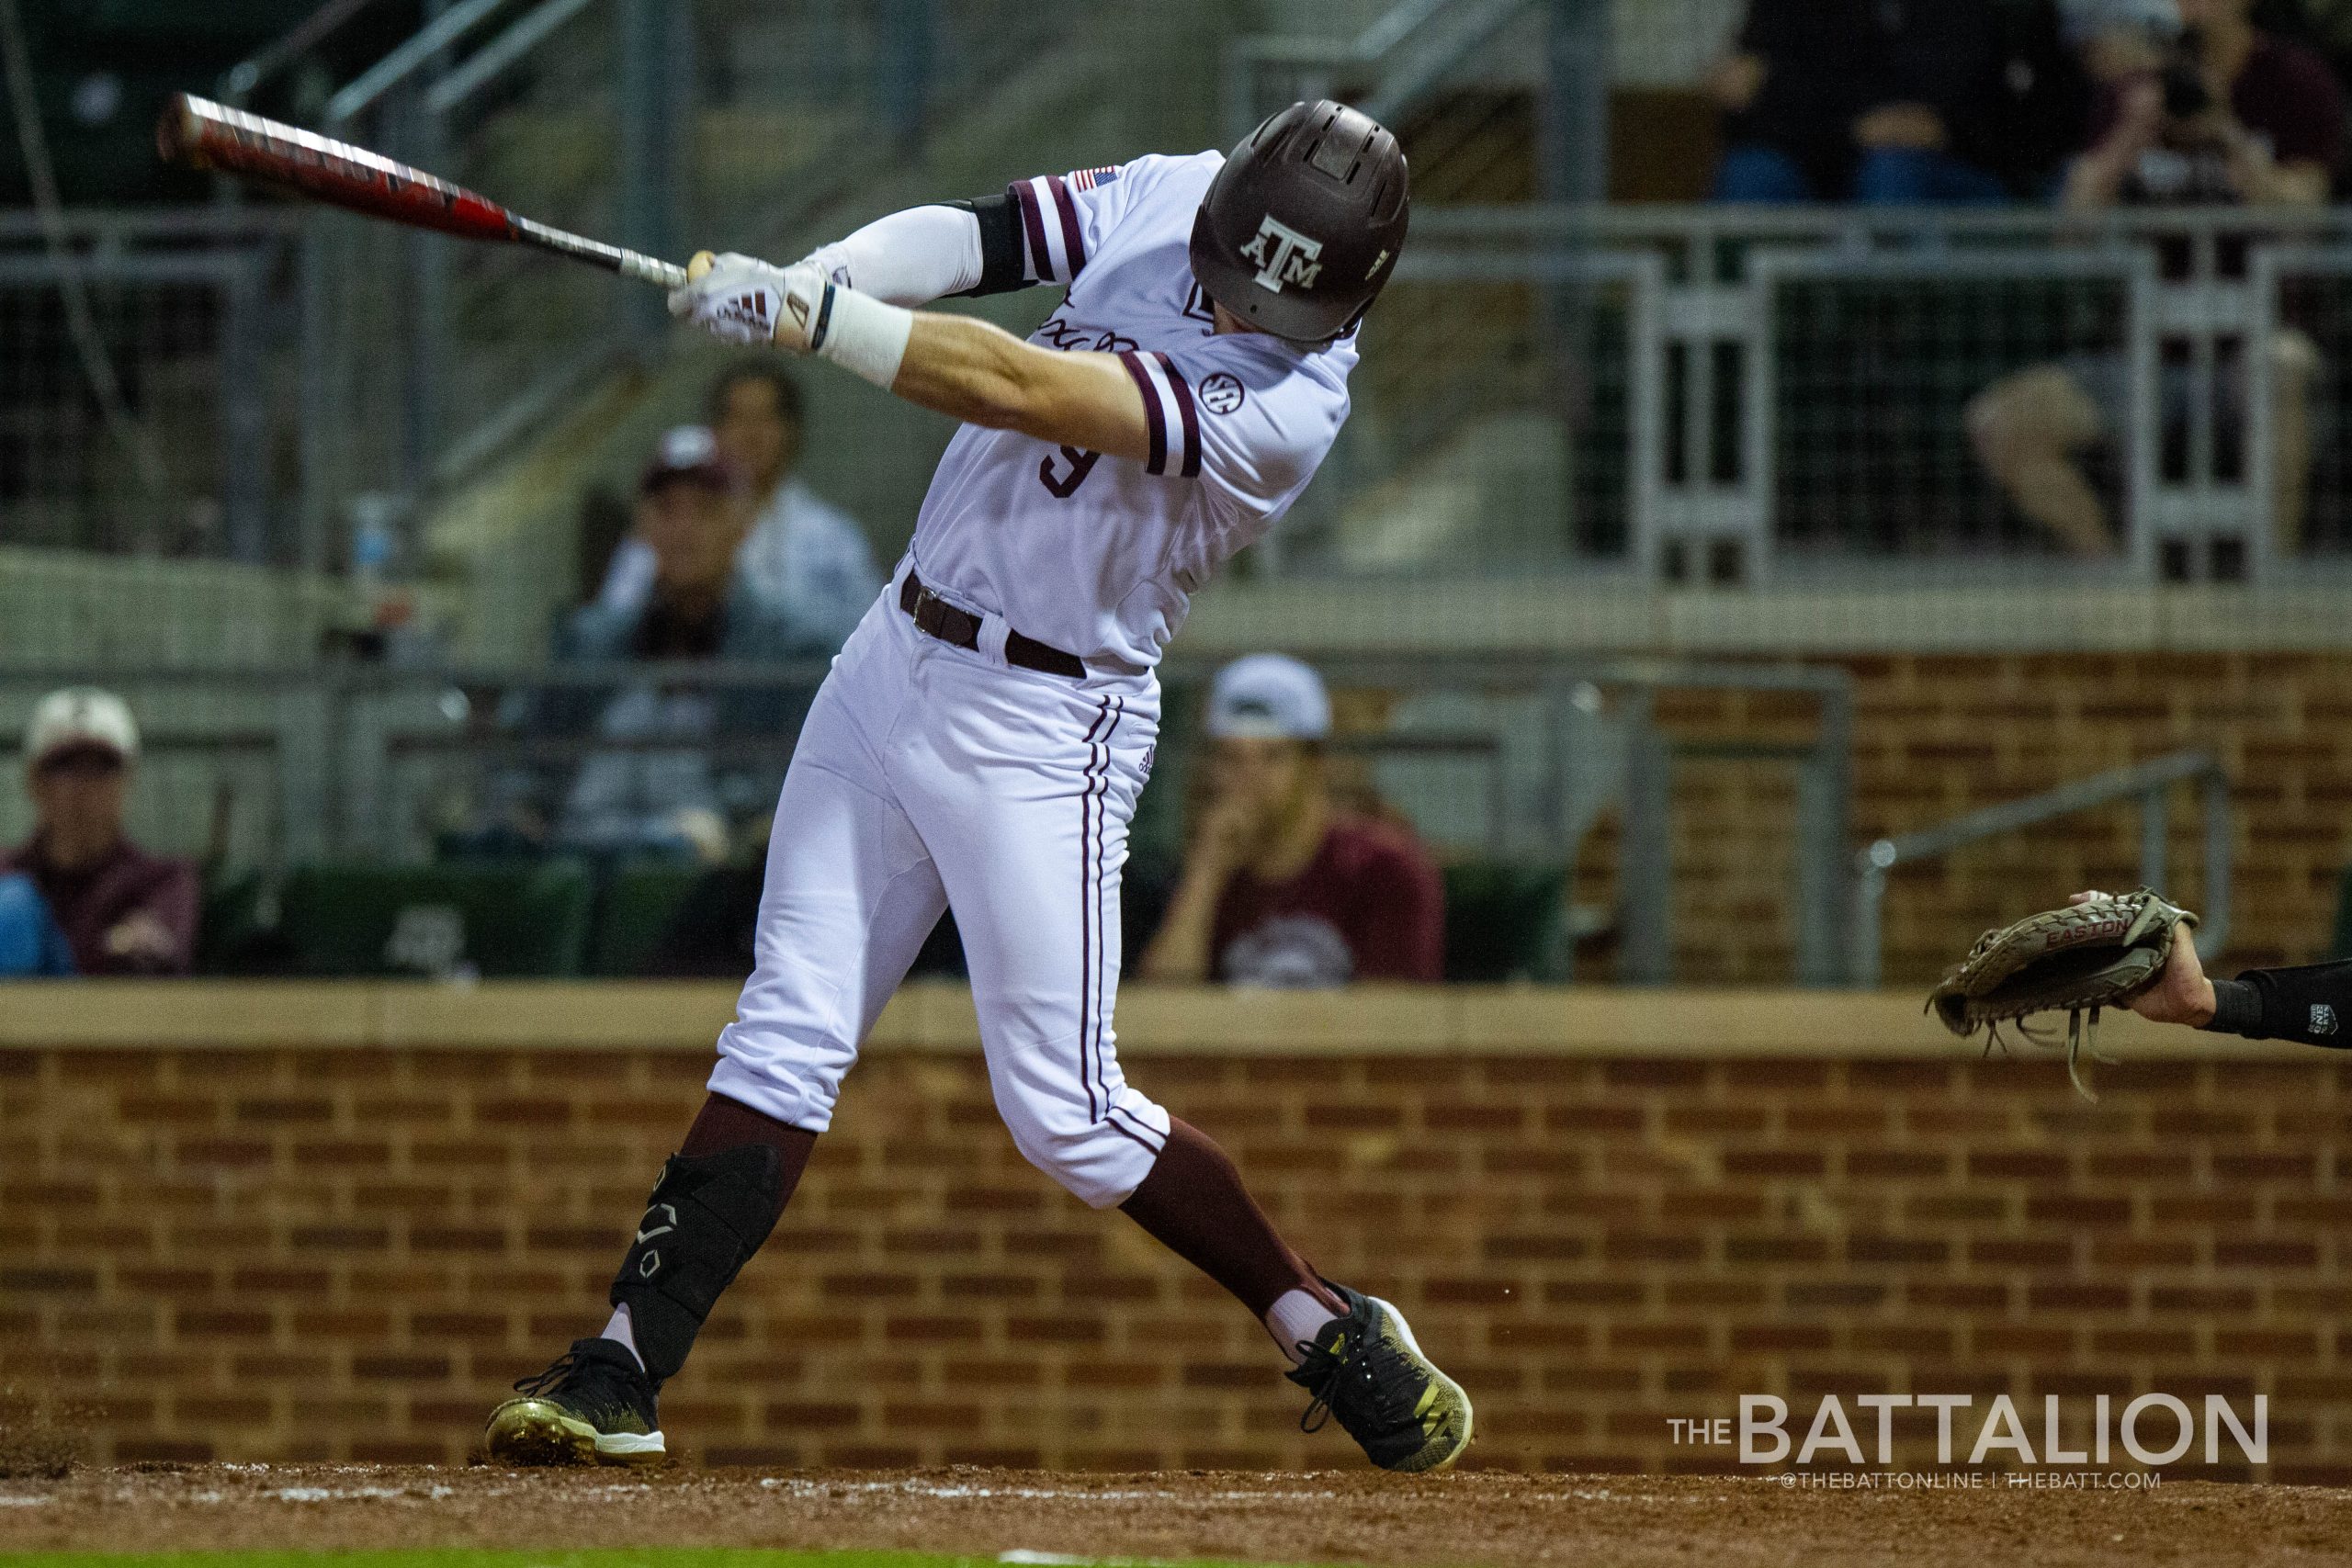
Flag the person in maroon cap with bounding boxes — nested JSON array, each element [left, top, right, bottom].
[[3, 687, 198, 976]]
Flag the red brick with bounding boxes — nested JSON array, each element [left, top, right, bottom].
[[2, 1033, 2346, 1475]]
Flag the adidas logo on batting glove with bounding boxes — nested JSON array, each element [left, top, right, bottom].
[[669, 253, 826, 350]]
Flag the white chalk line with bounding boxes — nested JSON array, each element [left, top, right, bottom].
[[759, 1477, 1687, 1507], [765, 1479, 1345, 1505]]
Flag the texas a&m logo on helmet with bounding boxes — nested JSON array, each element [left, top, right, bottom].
[[1238, 215, 1325, 294]]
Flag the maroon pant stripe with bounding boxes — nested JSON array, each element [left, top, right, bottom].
[[1075, 697, 1114, 1121]]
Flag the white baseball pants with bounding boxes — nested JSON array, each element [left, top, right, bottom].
[[709, 572, 1170, 1208]]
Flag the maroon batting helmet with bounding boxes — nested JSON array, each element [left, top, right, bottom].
[[1189, 100, 1410, 345]]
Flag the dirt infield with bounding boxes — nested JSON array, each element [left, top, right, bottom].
[[0, 1465, 2346, 1566]]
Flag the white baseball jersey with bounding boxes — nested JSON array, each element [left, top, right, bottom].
[[906, 152, 1357, 676], [712, 152, 1368, 1213]]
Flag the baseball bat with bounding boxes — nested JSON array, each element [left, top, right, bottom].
[[157, 92, 686, 291]]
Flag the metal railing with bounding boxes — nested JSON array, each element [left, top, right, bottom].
[[1241, 650, 1855, 986], [219, 0, 403, 109], [0, 209, 303, 561], [1223, 0, 1537, 142], [1849, 750, 2232, 988], [17, 197, 2352, 591], [280, 0, 1085, 571], [1301, 203, 2352, 585], [0, 653, 1857, 986]]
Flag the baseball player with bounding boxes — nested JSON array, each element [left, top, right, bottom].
[[486, 102, 1470, 1473]]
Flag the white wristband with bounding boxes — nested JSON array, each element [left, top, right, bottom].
[[809, 281, 913, 390]]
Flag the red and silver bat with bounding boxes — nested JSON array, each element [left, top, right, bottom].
[[157, 92, 687, 290]]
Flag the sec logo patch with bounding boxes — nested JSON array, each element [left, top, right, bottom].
[[1199, 371, 1245, 415]]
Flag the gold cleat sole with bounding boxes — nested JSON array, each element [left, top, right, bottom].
[[484, 1398, 665, 1468], [1370, 1296, 1475, 1474]]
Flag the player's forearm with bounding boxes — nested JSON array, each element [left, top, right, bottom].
[[2203, 960, 2352, 1046], [890, 313, 1150, 461]]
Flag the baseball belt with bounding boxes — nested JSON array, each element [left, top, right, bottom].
[[900, 570, 1087, 679]]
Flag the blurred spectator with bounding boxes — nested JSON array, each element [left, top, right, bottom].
[[544, 426, 811, 861], [1850, 1, 2026, 204], [1, 689, 197, 976], [1713, 0, 2081, 204], [1709, 0, 1873, 201], [598, 363, 881, 652], [1969, 0, 2339, 555], [1140, 656, 1442, 988]]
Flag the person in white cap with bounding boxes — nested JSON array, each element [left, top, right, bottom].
[[2, 687, 197, 976], [1141, 654, 1442, 988]]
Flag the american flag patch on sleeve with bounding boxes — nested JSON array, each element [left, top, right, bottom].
[[1069, 165, 1119, 191]]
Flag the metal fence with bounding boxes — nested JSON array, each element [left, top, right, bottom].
[[260, 0, 1087, 575], [0, 209, 301, 562], [0, 652, 1856, 985], [1320, 204, 2352, 587], [15, 200, 2352, 598]]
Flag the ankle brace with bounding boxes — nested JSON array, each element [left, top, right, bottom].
[[607, 1144, 783, 1382]]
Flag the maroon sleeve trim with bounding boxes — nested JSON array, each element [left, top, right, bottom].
[[1045, 173, 1088, 277], [1117, 351, 1168, 475], [1156, 354, 1201, 479], [1009, 179, 1051, 282]]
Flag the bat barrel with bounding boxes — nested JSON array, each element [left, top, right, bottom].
[[153, 93, 685, 291]]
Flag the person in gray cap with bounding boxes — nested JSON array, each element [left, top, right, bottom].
[[1141, 654, 1442, 988], [2, 687, 197, 976]]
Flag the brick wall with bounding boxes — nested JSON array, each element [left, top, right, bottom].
[[1572, 652, 2352, 985], [4, 989, 2346, 1479]]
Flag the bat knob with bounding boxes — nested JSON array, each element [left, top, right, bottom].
[[686, 250, 716, 284], [156, 93, 206, 170]]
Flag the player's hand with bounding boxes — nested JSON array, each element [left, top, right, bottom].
[[2070, 889, 2218, 1025], [669, 251, 824, 350]]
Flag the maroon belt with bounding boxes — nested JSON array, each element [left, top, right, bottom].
[[899, 571, 1087, 679]]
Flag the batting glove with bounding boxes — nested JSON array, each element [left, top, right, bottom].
[[668, 252, 825, 350]]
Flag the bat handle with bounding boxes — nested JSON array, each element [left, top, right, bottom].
[[620, 251, 689, 291]]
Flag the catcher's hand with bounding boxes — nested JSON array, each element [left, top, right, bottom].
[[2068, 889, 2217, 1027], [1927, 887, 2199, 1100]]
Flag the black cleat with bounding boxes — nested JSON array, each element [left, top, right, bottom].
[[1286, 1284, 1473, 1473], [484, 1337, 665, 1467]]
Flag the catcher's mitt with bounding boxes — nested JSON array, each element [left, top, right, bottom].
[[1927, 888, 2199, 1100]]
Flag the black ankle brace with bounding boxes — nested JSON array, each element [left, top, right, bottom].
[[607, 1144, 783, 1382]]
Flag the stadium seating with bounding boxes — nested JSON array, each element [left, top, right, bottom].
[[1441, 862, 1569, 983], [585, 861, 709, 978], [277, 861, 595, 979]]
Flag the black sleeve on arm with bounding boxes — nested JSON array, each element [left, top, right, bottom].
[[2201, 960, 2352, 1046], [946, 194, 1029, 298]]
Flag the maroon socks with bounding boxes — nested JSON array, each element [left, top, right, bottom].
[[1119, 1116, 1343, 1357]]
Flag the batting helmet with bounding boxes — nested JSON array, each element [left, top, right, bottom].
[[1190, 100, 1409, 345]]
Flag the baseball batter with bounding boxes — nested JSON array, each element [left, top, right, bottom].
[[485, 101, 1470, 1472]]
